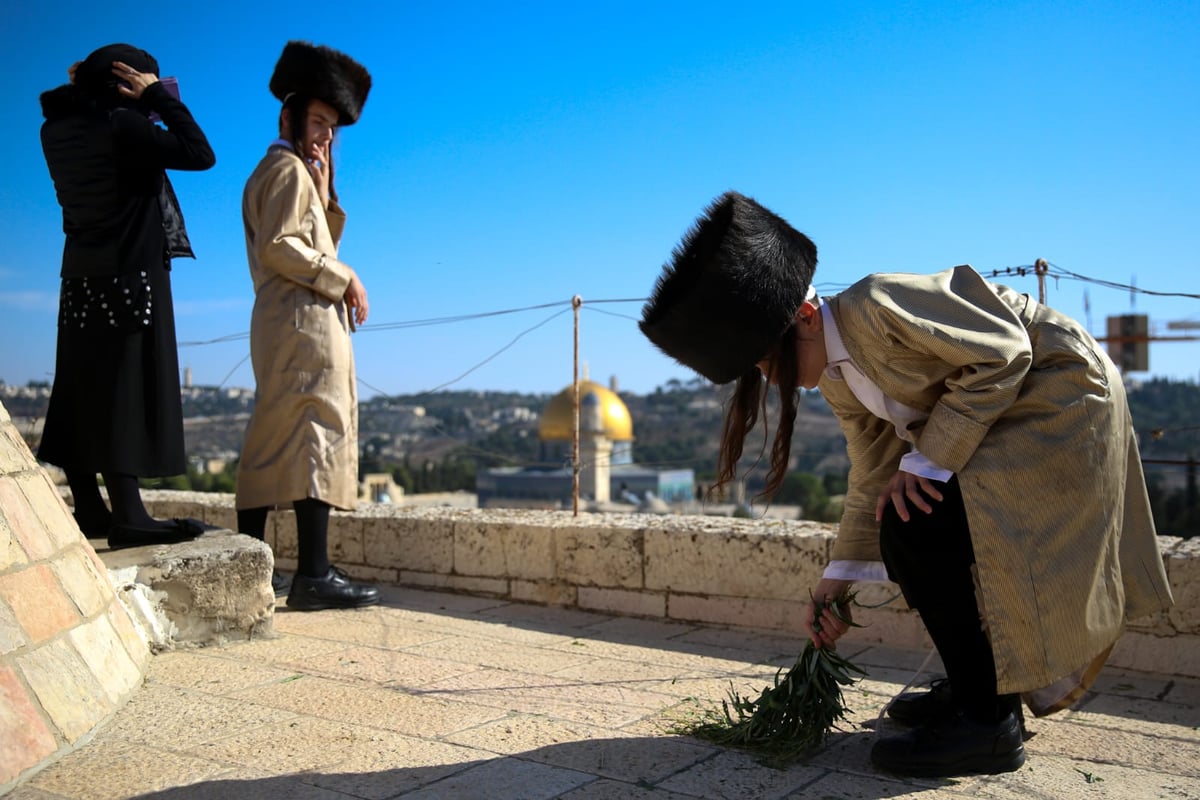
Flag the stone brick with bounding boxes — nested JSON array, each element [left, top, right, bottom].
[[18, 472, 78, 552], [645, 519, 830, 600], [511, 579, 577, 607], [104, 600, 150, 671], [1167, 537, 1200, 635], [0, 596, 27, 657], [142, 490, 233, 529], [328, 512, 365, 565], [667, 592, 809, 634], [444, 572, 511, 597], [364, 512, 453, 573], [131, 533, 275, 646], [0, 424, 31, 475], [454, 518, 556, 580], [557, 523, 643, 589], [336, 563, 398, 585], [53, 545, 114, 618], [577, 587, 665, 618], [1109, 629, 1200, 679], [0, 511, 29, 571], [271, 510, 298, 558], [18, 637, 112, 742], [399, 570, 508, 596], [0, 477, 53, 561], [67, 614, 143, 705], [0, 664, 59, 785], [0, 564, 80, 644], [204, 505, 238, 534], [142, 497, 202, 522]]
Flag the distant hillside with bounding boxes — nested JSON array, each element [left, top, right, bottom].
[[2, 375, 1196, 533]]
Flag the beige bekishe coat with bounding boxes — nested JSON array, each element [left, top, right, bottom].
[[235, 146, 359, 511], [820, 266, 1173, 711]]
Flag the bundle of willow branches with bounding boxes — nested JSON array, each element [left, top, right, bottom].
[[682, 597, 866, 765]]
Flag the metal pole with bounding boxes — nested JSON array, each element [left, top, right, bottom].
[[572, 295, 582, 516], [1034, 258, 1048, 305]]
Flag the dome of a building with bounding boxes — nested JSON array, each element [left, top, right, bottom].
[[539, 380, 633, 441]]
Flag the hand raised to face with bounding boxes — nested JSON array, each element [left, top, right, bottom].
[[111, 60, 159, 100]]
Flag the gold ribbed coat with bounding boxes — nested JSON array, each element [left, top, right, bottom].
[[235, 146, 359, 510], [820, 266, 1172, 700]]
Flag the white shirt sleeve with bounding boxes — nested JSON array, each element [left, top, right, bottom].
[[822, 560, 892, 582], [899, 450, 954, 482]]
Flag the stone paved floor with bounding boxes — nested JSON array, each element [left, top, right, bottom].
[[9, 585, 1200, 800]]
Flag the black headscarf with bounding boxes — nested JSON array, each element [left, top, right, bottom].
[[71, 43, 160, 110]]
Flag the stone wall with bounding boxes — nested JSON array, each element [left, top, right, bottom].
[[0, 405, 150, 791], [146, 490, 1200, 680]]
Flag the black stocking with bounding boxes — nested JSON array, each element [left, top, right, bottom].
[[102, 471, 159, 528], [66, 469, 110, 536], [237, 507, 269, 541], [879, 477, 1019, 723], [293, 497, 331, 579]]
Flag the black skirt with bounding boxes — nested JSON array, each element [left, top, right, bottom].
[[38, 258, 185, 477]]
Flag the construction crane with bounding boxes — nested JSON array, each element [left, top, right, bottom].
[[1030, 260, 1199, 373], [1093, 316, 1199, 373]]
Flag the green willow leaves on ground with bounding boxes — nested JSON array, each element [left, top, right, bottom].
[[680, 596, 866, 766]]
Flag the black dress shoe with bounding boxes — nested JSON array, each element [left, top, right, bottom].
[[871, 711, 1026, 777], [887, 677, 956, 726], [286, 566, 380, 611], [108, 518, 206, 550], [271, 570, 292, 598]]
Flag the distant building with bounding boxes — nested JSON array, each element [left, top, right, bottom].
[[477, 377, 695, 511], [361, 472, 405, 504]]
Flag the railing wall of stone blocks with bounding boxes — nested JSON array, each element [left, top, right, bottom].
[[146, 490, 1200, 680]]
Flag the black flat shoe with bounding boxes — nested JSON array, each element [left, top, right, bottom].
[[871, 711, 1026, 777], [286, 565, 380, 611], [887, 677, 956, 726], [107, 518, 206, 550]]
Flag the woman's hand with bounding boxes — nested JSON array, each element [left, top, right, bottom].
[[111, 61, 159, 100], [875, 470, 943, 523], [307, 141, 332, 209], [805, 577, 854, 649], [344, 272, 369, 329]]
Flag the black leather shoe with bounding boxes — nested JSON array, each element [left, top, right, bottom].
[[286, 566, 380, 611], [887, 677, 956, 726], [871, 711, 1026, 777], [271, 570, 291, 598]]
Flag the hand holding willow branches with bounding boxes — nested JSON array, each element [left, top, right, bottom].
[[806, 578, 855, 649]]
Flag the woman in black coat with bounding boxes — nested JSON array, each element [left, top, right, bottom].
[[39, 43, 215, 548]]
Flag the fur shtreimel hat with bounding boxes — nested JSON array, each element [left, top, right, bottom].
[[639, 191, 818, 385], [269, 41, 371, 125]]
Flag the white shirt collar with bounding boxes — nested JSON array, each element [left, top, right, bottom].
[[818, 296, 852, 376]]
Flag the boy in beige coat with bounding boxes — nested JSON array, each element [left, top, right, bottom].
[[640, 191, 1173, 777], [236, 41, 377, 611]]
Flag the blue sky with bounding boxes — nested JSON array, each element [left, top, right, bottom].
[[2, 1, 1197, 398]]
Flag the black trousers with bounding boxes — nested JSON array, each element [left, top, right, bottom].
[[878, 476, 1018, 722]]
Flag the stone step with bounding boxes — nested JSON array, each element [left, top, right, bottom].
[[91, 527, 275, 649]]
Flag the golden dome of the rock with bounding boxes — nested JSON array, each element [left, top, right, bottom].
[[538, 380, 633, 441]]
